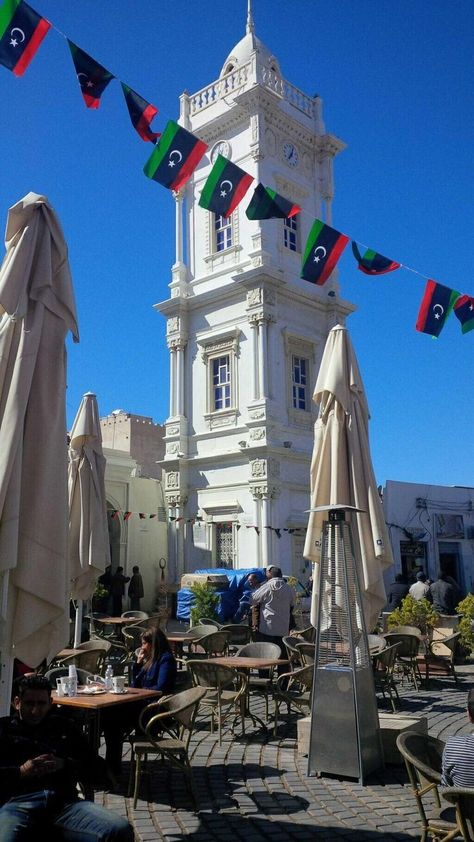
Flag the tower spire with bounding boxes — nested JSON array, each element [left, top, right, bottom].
[[246, 0, 255, 34]]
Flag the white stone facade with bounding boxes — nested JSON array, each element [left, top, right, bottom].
[[383, 480, 474, 594], [155, 14, 354, 584]]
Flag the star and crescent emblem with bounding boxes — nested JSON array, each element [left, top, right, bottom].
[[433, 303, 444, 320], [168, 149, 183, 169], [9, 27, 25, 48], [220, 179, 233, 198], [313, 245, 327, 264]]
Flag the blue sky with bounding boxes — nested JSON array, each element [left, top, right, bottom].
[[1, 0, 473, 488]]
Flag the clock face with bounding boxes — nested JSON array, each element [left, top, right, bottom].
[[210, 139, 231, 164], [283, 142, 298, 167]]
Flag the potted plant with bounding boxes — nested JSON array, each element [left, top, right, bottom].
[[189, 582, 219, 627], [387, 595, 439, 637]]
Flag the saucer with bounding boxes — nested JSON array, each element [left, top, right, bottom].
[[110, 688, 127, 695]]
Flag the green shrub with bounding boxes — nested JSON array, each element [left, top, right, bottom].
[[455, 594, 474, 654], [387, 595, 439, 636], [189, 582, 219, 625]]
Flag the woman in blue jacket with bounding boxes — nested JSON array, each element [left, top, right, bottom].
[[104, 627, 177, 776], [131, 627, 177, 693]]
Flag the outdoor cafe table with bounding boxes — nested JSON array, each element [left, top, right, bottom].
[[209, 656, 289, 731], [52, 686, 161, 753], [167, 632, 196, 661]]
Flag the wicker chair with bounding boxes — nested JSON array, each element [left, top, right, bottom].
[[220, 623, 252, 652], [420, 632, 461, 685], [188, 630, 230, 658], [292, 625, 316, 643], [122, 624, 147, 656], [442, 787, 474, 840], [295, 641, 315, 666], [59, 647, 109, 676], [384, 632, 423, 690], [188, 660, 248, 745], [273, 665, 313, 735], [197, 618, 222, 629], [121, 610, 149, 620], [373, 642, 401, 712], [396, 731, 455, 842], [129, 686, 207, 808], [236, 642, 282, 723], [282, 635, 303, 670]]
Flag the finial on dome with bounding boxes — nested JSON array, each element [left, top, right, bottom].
[[246, 0, 255, 34]]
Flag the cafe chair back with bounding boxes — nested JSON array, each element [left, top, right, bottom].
[[220, 623, 252, 651], [197, 618, 222, 629], [129, 685, 207, 808], [122, 624, 148, 655], [187, 659, 248, 746], [60, 646, 109, 676], [273, 664, 313, 735], [121, 610, 149, 620], [396, 731, 452, 842], [236, 642, 282, 723], [188, 630, 230, 658]]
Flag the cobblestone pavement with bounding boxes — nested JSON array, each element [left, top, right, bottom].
[[95, 665, 474, 842]]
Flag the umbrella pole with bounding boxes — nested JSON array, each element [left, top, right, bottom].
[[74, 600, 83, 647]]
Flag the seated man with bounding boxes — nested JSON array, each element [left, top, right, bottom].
[[442, 688, 474, 787], [0, 674, 133, 841]]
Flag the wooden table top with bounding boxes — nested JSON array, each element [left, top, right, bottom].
[[52, 686, 160, 710], [98, 616, 135, 625], [167, 633, 195, 643], [210, 656, 289, 670]]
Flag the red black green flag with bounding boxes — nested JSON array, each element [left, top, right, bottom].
[[144, 119, 207, 192], [301, 219, 349, 285], [415, 279, 460, 337], [0, 0, 50, 77], [351, 241, 400, 275], [453, 295, 474, 335], [121, 83, 160, 143], [199, 155, 253, 218], [68, 40, 114, 109], [246, 183, 301, 220]]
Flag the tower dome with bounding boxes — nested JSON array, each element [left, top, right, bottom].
[[219, 1, 281, 78]]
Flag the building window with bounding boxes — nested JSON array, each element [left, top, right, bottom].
[[283, 215, 298, 252], [215, 214, 233, 252], [212, 355, 231, 411], [292, 356, 308, 410], [215, 522, 234, 567]]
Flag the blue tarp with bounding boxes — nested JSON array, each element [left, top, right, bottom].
[[176, 568, 265, 623]]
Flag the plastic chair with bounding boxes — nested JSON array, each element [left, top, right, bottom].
[[373, 642, 401, 712], [273, 665, 313, 735], [121, 610, 149, 620], [396, 731, 456, 842], [129, 686, 207, 808], [188, 660, 248, 746], [236, 642, 282, 723]]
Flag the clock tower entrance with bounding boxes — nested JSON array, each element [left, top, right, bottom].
[[156, 2, 354, 584]]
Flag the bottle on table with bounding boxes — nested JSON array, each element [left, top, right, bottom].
[[104, 663, 113, 691]]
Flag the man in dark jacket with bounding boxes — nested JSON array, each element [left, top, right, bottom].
[[110, 566, 130, 616], [386, 573, 409, 610], [0, 674, 133, 840], [429, 571, 458, 615]]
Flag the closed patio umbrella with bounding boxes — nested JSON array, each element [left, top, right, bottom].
[[303, 324, 393, 634], [0, 193, 79, 696], [69, 391, 110, 644]]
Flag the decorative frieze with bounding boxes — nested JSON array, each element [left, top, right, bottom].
[[167, 316, 180, 335], [249, 427, 266, 441], [165, 472, 180, 490]]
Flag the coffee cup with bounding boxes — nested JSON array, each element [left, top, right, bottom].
[[59, 677, 71, 696], [112, 676, 125, 693], [56, 678, 66, 697]]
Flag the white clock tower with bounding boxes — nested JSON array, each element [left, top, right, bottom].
[[156, 2, 354, 584]]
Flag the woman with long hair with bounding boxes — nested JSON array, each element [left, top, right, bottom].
[[132, 627, 177, 693], [104, 626, 177, 777]]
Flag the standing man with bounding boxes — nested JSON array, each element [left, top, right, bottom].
[[128, 565, 144, 611], [386, 574, 409, 611], [0, 674, 133, 840], [409, 572, 431, 601], [429, 571, 457, 616], [442, 688, 474, 786], [110, 566, 130, 616], [251, 566, 295, 652]]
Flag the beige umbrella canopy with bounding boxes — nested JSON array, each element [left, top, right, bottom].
[[303, 324, 393, 634], [0, 193, 79, 672], [69, 391, 110, 601]]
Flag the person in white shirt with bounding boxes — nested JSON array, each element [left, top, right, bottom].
[[251, 566, 295, 650], [409, 571, 431, 601]]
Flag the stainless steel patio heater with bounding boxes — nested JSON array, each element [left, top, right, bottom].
[[307, 505, 383, 783]]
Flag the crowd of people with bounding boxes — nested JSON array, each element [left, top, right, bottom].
[[386, 567, 464, 615]]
